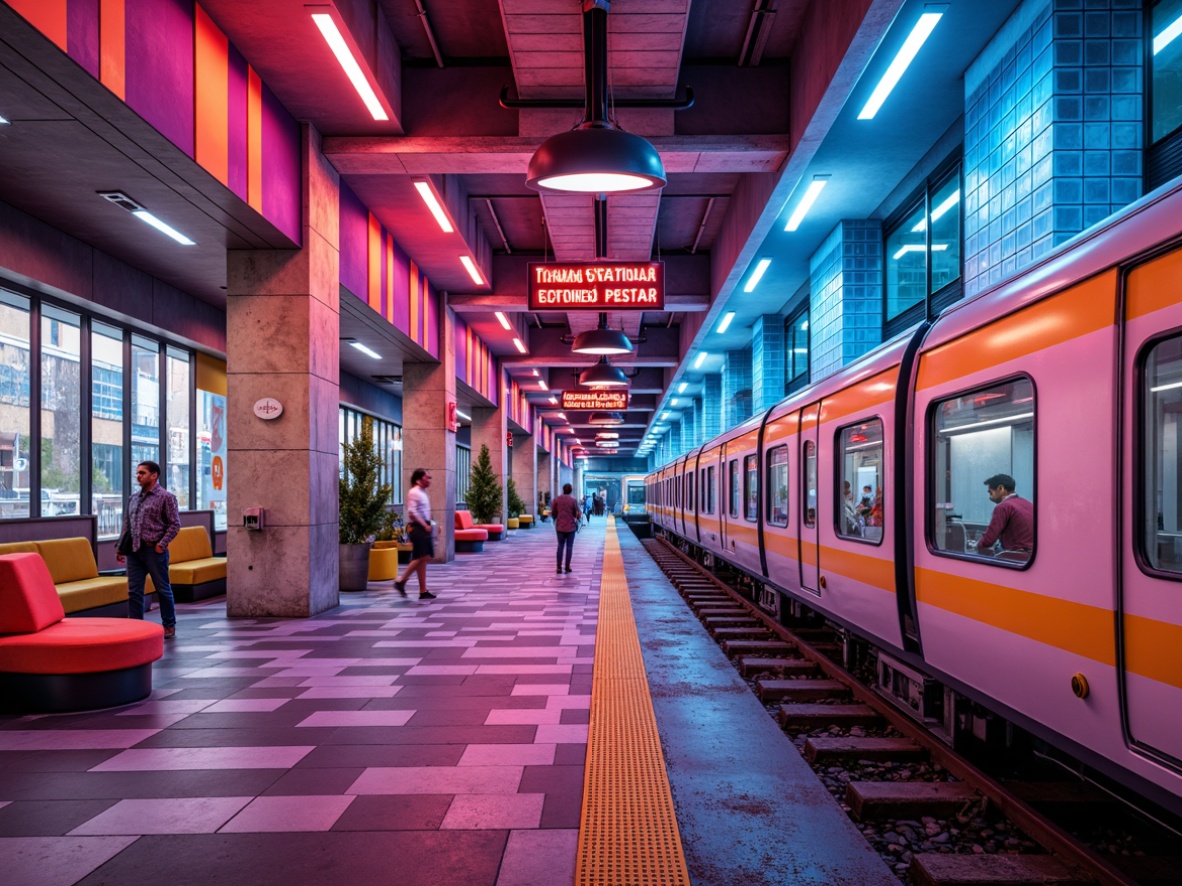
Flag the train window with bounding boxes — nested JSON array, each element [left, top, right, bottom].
[[1152, 0, 1182, 144], [688, 471, 695, 512], [767, 446, 789, 527], [729, 459, 739, 517], [803, 441, 817, 528], [930, 377, 1035, 565], [744, 455, 758, 522], [838, 420, 885, 544], [706, 465, 716, 514], [1143, 336, 1182, 574]]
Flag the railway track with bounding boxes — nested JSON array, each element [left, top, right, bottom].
[[642, 536, 1181, 886]]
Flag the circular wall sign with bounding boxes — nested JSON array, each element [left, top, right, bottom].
[[253, 398, 284, 420]]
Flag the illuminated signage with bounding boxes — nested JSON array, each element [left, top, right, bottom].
[[561, 391, 629, 411], [528, 261, 664, 311]]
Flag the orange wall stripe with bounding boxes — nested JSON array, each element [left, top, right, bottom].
[[820, 368, 898, 426], [246, 66, 263, 212], [386, 243, 395, 322], [800, 404, 820, 433], [1124, 614, 1182, 689], [916, 566, 1116, 669], [99, 0, 125, 100], [367, 216, 382, 312], [1127, 250, 1182, 322], [422, 277, 430, 347], [917, 271, 1117, 391], [409, 261, 420, 346], [9, 0, 67, 51], [821, 544, 895, 592], [194, 5, 229, 186]]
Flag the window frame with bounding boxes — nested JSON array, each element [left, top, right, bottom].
[[1147, 0, 1182, 187], [766, 444, 789, 528], [728, 458, 739, 518], [802, 440, 817, 529], [744, 454, 758, 522], [834, 417, 886, 547], [1134, 328, 1182, 580]]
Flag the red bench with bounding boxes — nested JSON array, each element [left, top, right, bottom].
[[0, 553, 164, 713], [455, 510, 505, 542], [452, 511, 490, 552]]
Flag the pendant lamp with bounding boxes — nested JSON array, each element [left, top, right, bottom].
[[571, 313, 633, 355], [589, 412, 625, 426], [579, 356, 629, 389]]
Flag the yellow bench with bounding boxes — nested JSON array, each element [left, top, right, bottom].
[[146, 526, 225, 602], [368, 541, 412, 581], [0, 538, 134, 616], [518, 514, 534, 529]]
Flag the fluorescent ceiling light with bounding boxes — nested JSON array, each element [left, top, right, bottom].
[[857, 9, 945, 120], [1154, 12, 1182, 55], [557, 412, 567, 420], [132, 210, 196, 246], [494, 311, 512, 330], [456, 409, 472, 421], [892, 243, 949, 260], [0, 115, 9, 125], [310, 13, 389, 121], [660, 412, 670, 419], [784, 177, 829, 232], [1150, 380, 1182, 393], [348, 341, 381, 360], [743, 260, 771, 293], [677, 382, 688, 394], [531, 369, 539, 377], [693, 351, 708, 369], [460, 255, 485, 286], [512, 337, 527, 354], [937, 411, 1033, 435], [537, 378, 548, 391], [549, 396, 558, 405], [413, 181, 454, 233], [716, 311, 737, 333], [670, 398, 678, 406], [911, 189, 961, 232]]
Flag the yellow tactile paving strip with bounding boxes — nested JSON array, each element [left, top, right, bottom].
[[576, 518, 692, 886]]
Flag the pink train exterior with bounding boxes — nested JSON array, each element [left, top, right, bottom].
[[648, 179, 1182, 816]]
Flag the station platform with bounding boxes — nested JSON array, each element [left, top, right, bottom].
[[0, 517, 894, 885]]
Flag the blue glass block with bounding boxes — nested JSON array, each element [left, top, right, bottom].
[[1055, 68, 1082, 92], [1054, 40, 1082, 66], [1112, 123, 1141, 149], [1017, 169, 1033, 199], [1056, 122, 1084, 148], [1084, 96, 1110, 120], [1002, 232, 1017, 257], [1054, 0, 1082, 9], [1084, 68, 1110, 93], [1033, 99, 1053, 134], [1018, 40, 1033, 74], [1083, 150, 1110, 176], [1112, 11, 1139, 37], [990, 264, 1004, 285], [1054, 177, 1083, 203], [1083, 179, 1109, 204], [1017, 221, 1033, 248], [1035, 20, 1053, 55], [1111, 39, 1140, 65], [1083, 12, 1110, 37], [1084, 40, 1110, 66], [1084, 205, 1110, 227], [1112, 176, 1141, 203], [1056, 204, 1083, 233], [1084, 121, 1111, 148], [1111, 66, 1140, 94], [1054, 150, 1083, 175], [990, 241, 1003, 265], [1018, 90, 1034, 122], [1017, 245, 1034, 268], [1034, 155, 1054, 188], [1054, 12, 1082, 37], [1034, 125, 1054, 158], [1018, 194, 1035, 222], [1003, 256, 1018, 277], [1055, 96, 1082, 121], [1111, 95, 1140, 121], [1032, 234, 1054, 259], [1033, 207, 1054, 238], [1034, 69, 1054, 104]]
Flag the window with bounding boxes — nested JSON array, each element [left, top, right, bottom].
[[729, 459, 739, 517], [837, 419, 884, 543], [930, 378, 1035, 564], [688, 470, 695, 512], [167, 347, 191, 509], [456, 444, 471, 505], [767, 445, 788, 527], [785, 307, 809, 392], [339, 406, 400, 508], [198, 388, 227, 530], [0, 290, 31, 518], [705, 465, 716, 514], [92, 322, 124, 535], [885, 163, 962, 327], [744, 455, 758, 521], [1152, 0, 1182, 143], [130, 334, 160, 473], [1142, 335, 1182, 573], [41, 305, 82, 517], [803, 441, 817, 528]]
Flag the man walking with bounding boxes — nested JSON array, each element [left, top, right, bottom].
[[395, 468, 437, 600], [117, 460, 180, 638], [552, 482, 582, 575]]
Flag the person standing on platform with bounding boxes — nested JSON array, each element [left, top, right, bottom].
[[584, 493, 593, 521], [117, 460, 180, 638], [552, 483, 581, 575], [395, 468, 437, 600]]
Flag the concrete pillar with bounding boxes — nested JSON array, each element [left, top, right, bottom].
[[723, 347, 752, 431], [681, 407, 696, 454], [537, 446, 552, 509], [402, 304, 458, 562], [809, 221, 883, 381], [692, 396, 704, 448], [225, 124, 340, 618], [471, 401, 508, 523], [702, 374, 722, 441], [516, 433, 537, 516], [752, 314, 786, 414]]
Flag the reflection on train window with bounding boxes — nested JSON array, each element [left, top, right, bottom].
[[803, 441, 817, 528], [1152, 0, 1182, 144], [706, 465, 716, 514], [931, 377, 1035, 564], [1143, 336, 1182, 573], [767, 445, 789, 527], [744, 455, 758, 522], [838, 419, 884, 544], [729, 459, 739, 517], [688, 471, 695, 512]]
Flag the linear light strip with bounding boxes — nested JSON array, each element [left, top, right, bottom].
[[936, 411, 1034, 435], [460, 255, 485, 285], [494, 311, 512, 330], [693, 351, 708, 369], [857, 10, 945, 120], [784, 178, 828, 232], [911, 188, 961, 232], [716, 311, 737, 333], [512, 337, 527, 354], [1154, 12, 1182, 55], [310, 13, 389, 121], [413, 181, 454, 233], [132, 210, 196, 245], [743, 260, 771, 293], [349, 341, 381, 360], [892, 242, 949, 260]]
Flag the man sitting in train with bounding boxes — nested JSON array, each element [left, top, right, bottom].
[[978, 473, 1034, 559]]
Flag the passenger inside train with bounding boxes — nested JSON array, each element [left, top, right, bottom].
[[976, 473, 1034, 561]]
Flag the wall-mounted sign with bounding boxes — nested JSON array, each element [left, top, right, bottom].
[[506, 431, 514, 448], [528, 261, 664, 311], [561, 391, 629, 411], [253, 398, 283, 420], [446, 401, 458, 432]]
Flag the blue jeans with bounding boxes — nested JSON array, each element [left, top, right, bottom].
[[127, 545, 176, 628], [556, 530, 575, 570]]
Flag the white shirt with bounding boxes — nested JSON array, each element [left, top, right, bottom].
[[407, 484, 431, 529]]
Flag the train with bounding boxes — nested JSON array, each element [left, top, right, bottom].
[[647, 178, 1182, 817]]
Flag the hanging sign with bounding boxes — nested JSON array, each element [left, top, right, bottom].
[[446, 401, 458, 432], [527, 261, 664, 310], [506, 431, 514, 448], [561, 391, 629, 410]]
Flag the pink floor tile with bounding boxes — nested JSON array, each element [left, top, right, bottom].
[[495, 829, 579, 886], [404, 665, 479, 676], [534, 725, 590, 744], [91, 745, 315, 771], [69, 797, 253, 835], [484, 709, 563, 726], [509, 684, 570, 696], [348, 765, 523, 795], [296, 686, 403, 699], [474, 665, 573, 675], [544, 696, 592, 710], [116, 699, 217, 716], [296, 710, 415, 727], [298, 675, 398, 686], [458, 744, 556, 766], [0, 836, 139, 886], [219, 795, 355, 833], [203, 698, 290, 713], [460, 648, 571, 659], [440, 793, 545, 830], [0, 730, 161, 751]]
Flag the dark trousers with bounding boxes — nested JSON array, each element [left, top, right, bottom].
[[127, 545, 176, 628], [556, 530, 576, 569]]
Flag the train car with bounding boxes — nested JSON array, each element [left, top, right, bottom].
[[648, 179, 1182, 816]]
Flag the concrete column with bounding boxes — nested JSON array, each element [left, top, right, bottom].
[[681, 407, 696, 454], [752, 314, 786, 414], [537, 446, 552, 510], [702, 374, 722, 441], [516, 433, 537, 517], [225, 124, 339, 618], [692, 396, 704, 448], [573, 462, 583, 498], [471, 396, 508, 523], [809, 221, 883, 381], [723, 347, 752, 431], [402, 306, 458, 562]]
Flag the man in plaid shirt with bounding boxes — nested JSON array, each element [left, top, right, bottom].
[[117, 460, 181, 638]]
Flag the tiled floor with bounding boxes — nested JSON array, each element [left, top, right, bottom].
[[0, 518, 607, 886]]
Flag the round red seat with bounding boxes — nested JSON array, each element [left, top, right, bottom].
[[0, 618, 163, 673]]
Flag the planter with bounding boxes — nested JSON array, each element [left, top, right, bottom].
[[339, 542, 373, 592], [373, 540, 413, 563], [507, 517, 520, 530]]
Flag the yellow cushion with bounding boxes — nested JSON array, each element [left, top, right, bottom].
[[518, 515, 534, 524], [168, 559, 227, 585], [507, 517, 520, 530], [34, 538, 98, 584], [169, 526, 213, 563], [368, 547, 399, 581], [0, 541, 39, 557], [56, 577, 130, 613]]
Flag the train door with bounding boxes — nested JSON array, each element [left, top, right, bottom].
[[1120, 254, 1182, 770], [799, 404, 822, 595]]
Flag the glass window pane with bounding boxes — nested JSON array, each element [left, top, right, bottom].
[[131, 336, 159, 475], [767, 445, 788, 527], [931, 378, 1035, 564], [803, 441, 817, 528], [197, 389, 227, 531], [929, 173, 961, 295], [0, 291, 32, 518], [92, 324, 124, 536], [707, 465, 716, 514], [838, 420, 884, 543], [167, 348, 190, 509], [729, 459, 739, 517], [786, 309, 809, 385], [1153, 0, 1182, 143], [1144, 336, 1182, 572], [745, 454, 758, 521], [41, 306, 82, 517], [886, 202, 928, 320]]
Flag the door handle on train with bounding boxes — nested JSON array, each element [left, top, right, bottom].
[[819, 575, 827, 589]]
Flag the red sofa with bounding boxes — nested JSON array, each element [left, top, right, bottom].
[[452, 511, 490, 552], [455, 510, 504, 542], [0, 553, 164, 712]]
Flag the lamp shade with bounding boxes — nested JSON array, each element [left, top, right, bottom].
[[595, 440, 620, 448], [571, 324, 633, 356], [589, 412, 625, 426], [526, 125, 666, 194], [579, 357, 629, 389]]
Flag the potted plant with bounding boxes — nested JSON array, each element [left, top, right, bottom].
[[373, 509, 413, 563], [507, 478, 531, 528], [339, 417, 393, 591], [464, 444, 502, 524]]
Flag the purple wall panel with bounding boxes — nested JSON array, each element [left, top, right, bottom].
[[260, 83, 301, 245], [424, 280, 438, 358], [226, 44, 248, 200], [391, 240, 410, 336], [338, 182, 368, 302], [455, 317, 469, 386], [68, 0, 100, 79], [124, 0, 195, 158]]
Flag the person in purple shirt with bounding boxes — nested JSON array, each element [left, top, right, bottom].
[[978, 473, 1034, 560], [551, 483, 583, 575], [117, 460, 181, 637]]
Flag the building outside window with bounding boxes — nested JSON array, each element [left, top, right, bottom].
[[0, 290, 31, 516], [41, 305, 82, 517], [92, 322, 124, 535], [167, 347, 191, 509], [785, 306, 809, 394], [457, 444, 471, 505], [130, 334, 160, 474]]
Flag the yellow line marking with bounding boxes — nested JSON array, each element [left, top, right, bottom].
[[576, 518, 691, 886]]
